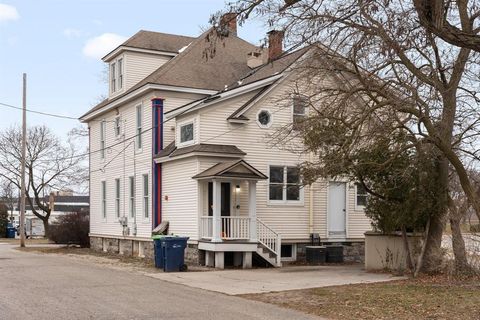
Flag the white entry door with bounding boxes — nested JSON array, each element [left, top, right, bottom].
[[328, 182, 346, 238]]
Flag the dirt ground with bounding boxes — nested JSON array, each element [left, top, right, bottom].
[[243, 275, 480, 320]]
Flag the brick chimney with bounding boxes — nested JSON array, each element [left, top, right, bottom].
[[220, 13, 237, 36], [268, 30, 284, 61]]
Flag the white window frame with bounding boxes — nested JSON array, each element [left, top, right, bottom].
[[115, 178, 121, 218], [267, 165, 304, 205], [117, 58, 123, 90], [110, 62, 116, 93], [129, 176, 135, 218], [256, 109, 273, 129], [143, 173, 149, 220], [135, 104, 143, 150], [177, 119, 195, 147], [114, 115, 122, 138], [100, 120, 106, 160], [101, 180, 107, 220], [292, 94, 309, 129], [355, 183, 368, 210]]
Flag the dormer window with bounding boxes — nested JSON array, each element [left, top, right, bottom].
[[177, 119, 196, 147], [117, 58, 123, 89], [110, 62, 116, 93], [110, 57, 124, 93]]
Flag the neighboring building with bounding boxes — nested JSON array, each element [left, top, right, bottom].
[[8, 193, 89, 227], [80, 14, 372, 268]]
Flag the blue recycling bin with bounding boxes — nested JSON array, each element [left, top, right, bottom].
[[152, 235, 169, 269], [162, 237, 189, 272], [6, 223, 16, 238]]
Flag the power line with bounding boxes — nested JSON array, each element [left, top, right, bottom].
[[0, 102, 80, 120]]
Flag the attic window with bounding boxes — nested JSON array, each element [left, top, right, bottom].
[[293, 95, 308, 129], [256, 110, 272, 128]]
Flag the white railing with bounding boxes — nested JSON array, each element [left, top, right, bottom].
[[200, 216, 213, 239], [257, 218, 282, 266], [221, 216, 250, 240], [200, 216, 251, 240]]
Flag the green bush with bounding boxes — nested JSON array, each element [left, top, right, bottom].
[[48, 211, 89, 247]]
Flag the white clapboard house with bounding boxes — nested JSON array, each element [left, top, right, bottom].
[[80, 14, 372, 268]]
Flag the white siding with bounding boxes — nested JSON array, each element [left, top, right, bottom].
[[124, 52, 171, 90], [89, 90, 206, 238]]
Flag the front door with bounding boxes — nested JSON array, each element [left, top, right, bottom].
[[208, 182, 231, 217], [328, 181, 346, 238]]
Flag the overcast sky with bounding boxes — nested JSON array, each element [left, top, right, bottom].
[[0, 0, 265, 139]]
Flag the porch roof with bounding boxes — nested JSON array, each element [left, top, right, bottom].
[[192, 159, 268, 180]]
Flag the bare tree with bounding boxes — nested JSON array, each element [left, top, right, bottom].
[[0, 179, 16, 222], [0, 125, 86, 235], [220, 0, 480, 273]]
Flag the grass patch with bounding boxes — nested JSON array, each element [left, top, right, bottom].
[[243, 276, 480, 320]]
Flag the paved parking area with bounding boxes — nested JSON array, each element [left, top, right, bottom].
[[146, 264, 404, 295]]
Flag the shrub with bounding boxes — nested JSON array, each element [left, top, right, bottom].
[[470, 224, 480, 233], [48, 211, 89, 247]]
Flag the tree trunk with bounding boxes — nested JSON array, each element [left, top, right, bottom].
[[450, 207, 469, 273], [42, 218, 49, 238]]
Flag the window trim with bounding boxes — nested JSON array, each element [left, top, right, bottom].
[[280, 243, 297, 261], [142, 173, 149, 220], [177, 119, 195, 147], [256, 109, 273, 129], [114, 178, 121, 219], [100, 119, 106, 160], [117, 58, 123, 90], [267, 165, 304, 205], [135, 104, 143, 150], [355, 182, 368, 210], [101, 180, 107, 221], [129, 176, 135, 219], [110, 62, 116, 93], [292, 94, 309, 129]]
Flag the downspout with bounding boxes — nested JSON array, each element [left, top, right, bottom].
[[308, 152, 314, 235], [152, 98, 164, 229]]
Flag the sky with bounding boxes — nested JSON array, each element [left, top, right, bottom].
[[0, 0, 266, 140]]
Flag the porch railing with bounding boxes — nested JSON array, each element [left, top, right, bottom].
[[257, 218, 282, 266], [200, 216, 251, 240], [221, 216, 250, 240], [200, 216, 213, 239]]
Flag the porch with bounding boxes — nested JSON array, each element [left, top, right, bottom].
[[192, 160, 282, 268]]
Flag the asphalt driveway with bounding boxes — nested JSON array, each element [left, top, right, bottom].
[[0, 243, 319, 320]]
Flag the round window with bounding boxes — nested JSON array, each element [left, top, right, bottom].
[[257, 110, 272, 127]]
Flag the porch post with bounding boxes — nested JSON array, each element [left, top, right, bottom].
[[248, 180, 257, 242], [212, 179, 222, 242]]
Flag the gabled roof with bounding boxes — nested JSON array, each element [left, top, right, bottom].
[[119, 30, 195, 53], [82, 29, 259, 120], [192, 159, 268, 180]]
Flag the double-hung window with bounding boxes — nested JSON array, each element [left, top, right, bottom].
[[100, 120, 106, 159], [111, 62, 116, 93], [355, 183, 368, 208], [129, 176, 135, 218], [143, 174, 149, 219], [269, 166, 302, 203], [115, 178, 120, 218], [117, 58, 123, 89], [101, 181, 107, 219], [292, 95, 308, 129], [136, 105, 143, 149]]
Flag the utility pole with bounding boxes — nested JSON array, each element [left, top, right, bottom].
[[19, 73, 26, 247]]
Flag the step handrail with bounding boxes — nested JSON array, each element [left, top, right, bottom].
[[256, 218, 282, 267]]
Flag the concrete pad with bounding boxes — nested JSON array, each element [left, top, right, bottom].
[[146, 264, 404, 295]]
